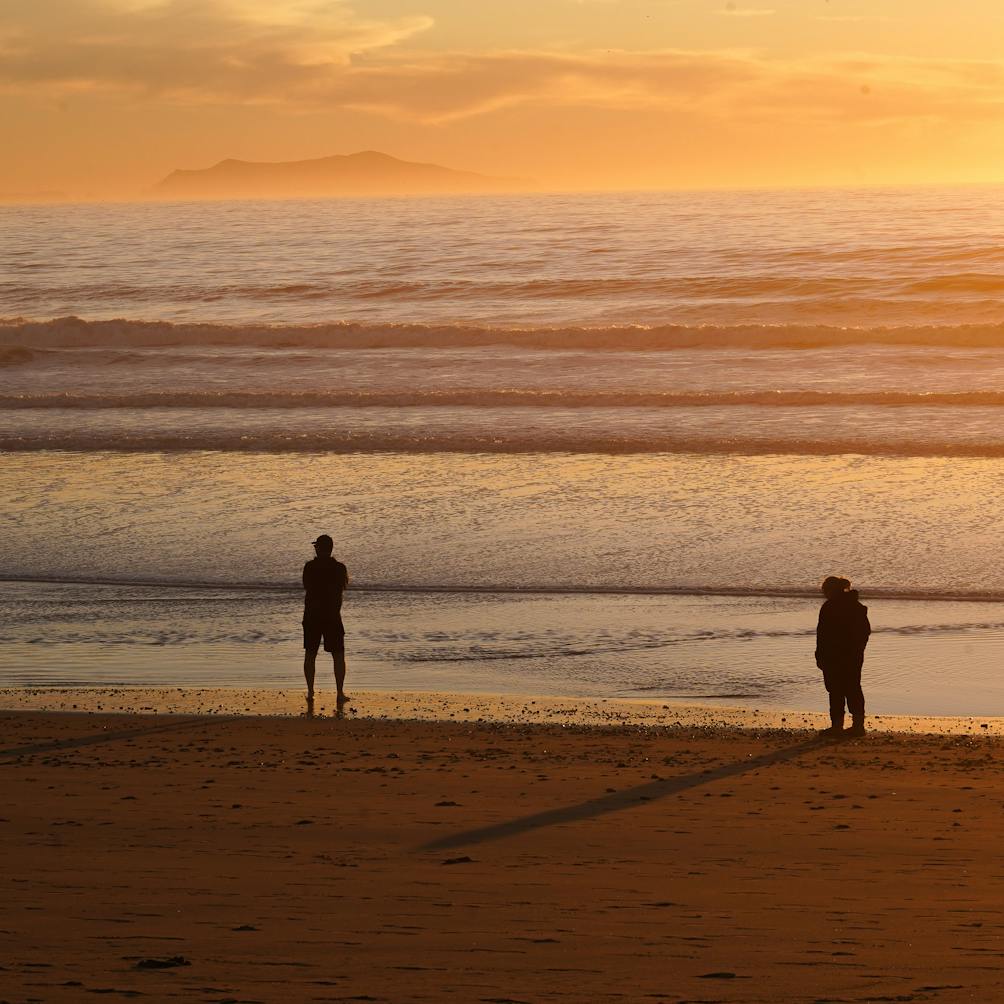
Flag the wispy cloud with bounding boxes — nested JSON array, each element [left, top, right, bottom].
[[327, 50, 1004, 127], [0, 0, 433, 100], [816, 15, 894, 23], [1, 2, 1003, 131]]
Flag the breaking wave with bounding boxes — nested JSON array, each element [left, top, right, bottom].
[[0, 345, 37, 366], [10, 388, 1004, 408], [10, 572, 1004, 604], [8, 315, 1004, 351], [7, 426, 1004, 456]]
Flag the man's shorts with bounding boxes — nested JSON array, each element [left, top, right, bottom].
[[303, 617, 345, 654]]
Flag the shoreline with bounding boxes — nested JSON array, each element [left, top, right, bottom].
[[8, 580, 1004, 720], [3, 685, 1004, 735], [11, 571, 1004, 603]]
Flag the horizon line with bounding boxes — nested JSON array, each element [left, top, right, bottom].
[[6, 177, 1004, 208]]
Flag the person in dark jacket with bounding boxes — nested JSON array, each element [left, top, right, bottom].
[[815, 575, 870, 737], [302, 534, 349, 704]]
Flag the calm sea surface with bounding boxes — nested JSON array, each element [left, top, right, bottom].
[[3, 187, 1004, 713]]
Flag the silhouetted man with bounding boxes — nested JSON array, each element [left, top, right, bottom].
[[302, 534, 349, 703]]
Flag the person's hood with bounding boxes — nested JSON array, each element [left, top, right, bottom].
[[844, 589, 866, 612], [828, 589, 864, 606]]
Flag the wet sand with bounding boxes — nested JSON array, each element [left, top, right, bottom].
[[4, 685, 1004, 734], [3, 696, 1003, 1002]]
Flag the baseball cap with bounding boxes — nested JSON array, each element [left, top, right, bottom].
[[312, 534, 333, 548]]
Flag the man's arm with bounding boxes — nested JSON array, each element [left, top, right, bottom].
[[814, 608, 828, 668]]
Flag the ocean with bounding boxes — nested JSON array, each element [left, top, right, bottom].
[[4, 186, 1004, 715]]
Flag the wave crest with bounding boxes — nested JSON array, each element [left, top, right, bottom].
[[5, 427, 1004, 456], [0, 345, 36, 366], [10, 389, 1004, 409], [8, 315, 1004, 351], [7, 572, 1004, 605]]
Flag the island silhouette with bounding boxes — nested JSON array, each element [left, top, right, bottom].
[[155, 150, 527, 199]]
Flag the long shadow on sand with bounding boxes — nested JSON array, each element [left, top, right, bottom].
[[0, 714, 233, 760], [422, 733, 839, 851]]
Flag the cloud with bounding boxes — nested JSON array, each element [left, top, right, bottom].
[[1, 2, 1003, 131], [816, 15, 894, 23], [0, 0, 433, 101], [330, 50, 1004, 127], [328, 50, 764, 122]]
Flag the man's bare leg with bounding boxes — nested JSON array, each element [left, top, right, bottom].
[[303, 650, 317, 699], [333, 651, 348, 702]]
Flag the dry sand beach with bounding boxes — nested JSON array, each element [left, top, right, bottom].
[[3, 692, 1003, 1003]]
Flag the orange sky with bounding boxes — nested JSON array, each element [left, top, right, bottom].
[[3, 0, 1004, 198]]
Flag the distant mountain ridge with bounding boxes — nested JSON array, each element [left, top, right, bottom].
[[155, 151, 525, 199]]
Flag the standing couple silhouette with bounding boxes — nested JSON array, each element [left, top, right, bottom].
[[299, 533, 873, 737], [816, 575, 870, 737]]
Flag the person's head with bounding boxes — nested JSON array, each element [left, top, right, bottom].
[[312, 534, 333, 557], [821, 575, 851, 599]]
